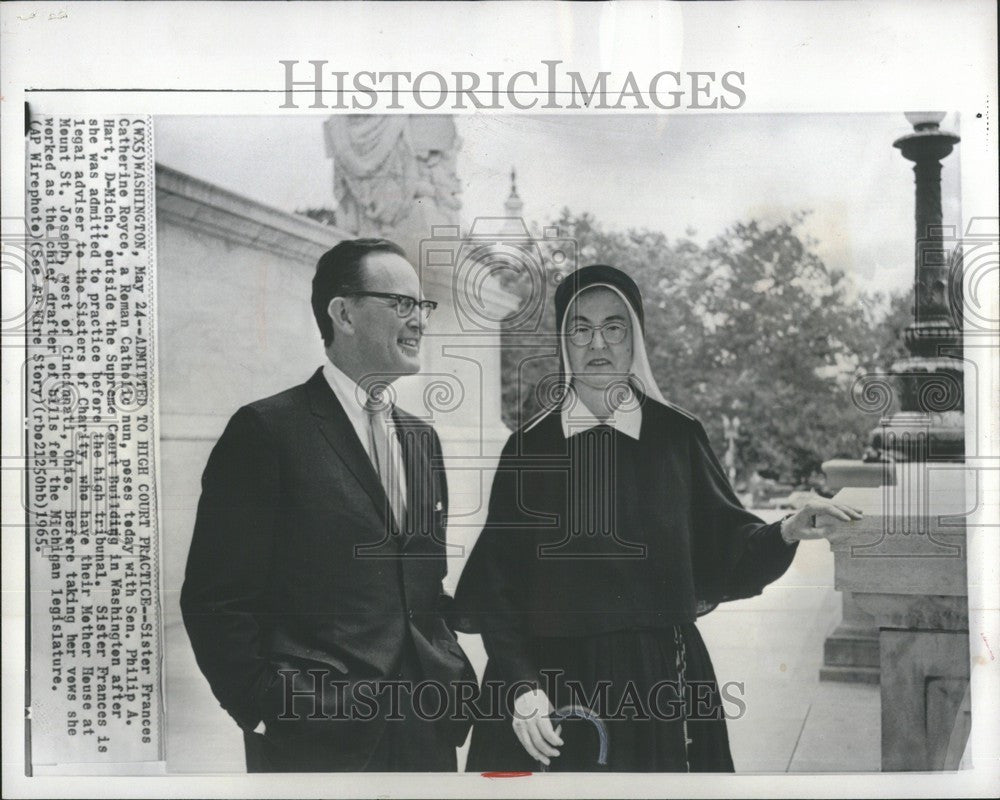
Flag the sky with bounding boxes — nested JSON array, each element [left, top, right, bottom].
[[154, 112, 964, 296]]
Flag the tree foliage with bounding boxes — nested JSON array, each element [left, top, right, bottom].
[[499, 210, 914, 486]]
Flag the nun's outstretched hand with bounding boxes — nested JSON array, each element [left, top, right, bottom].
[[780, 498, 864, 544], [511, 688, 564, 767]]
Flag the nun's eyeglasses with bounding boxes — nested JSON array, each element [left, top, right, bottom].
[[342, 291, 438, 319], [567, 322, 628, 347]]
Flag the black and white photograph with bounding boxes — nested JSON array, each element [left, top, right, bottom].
[[153, 111, 971, 777], [2, 2, 997, 798]]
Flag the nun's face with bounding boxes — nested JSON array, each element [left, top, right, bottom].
[[564, 287, 633, 390]]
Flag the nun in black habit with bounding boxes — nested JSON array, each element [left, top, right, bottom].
[[453, 264, 862, 772]]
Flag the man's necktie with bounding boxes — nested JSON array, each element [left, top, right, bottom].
[[364, 394, 407, 531]]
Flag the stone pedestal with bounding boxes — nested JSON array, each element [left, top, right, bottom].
[[819, 458, 895, 684], [828, 466, 971, 771], [819, 595, 880, 685], [822, 459, 891, 490]]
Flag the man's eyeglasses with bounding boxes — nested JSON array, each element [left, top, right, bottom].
[[566, 321, 628, 347], [343, 291, 438, 319]]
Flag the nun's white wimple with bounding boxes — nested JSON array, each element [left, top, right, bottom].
[[523, 281, 668, 432], [557, 282, 667, 406]]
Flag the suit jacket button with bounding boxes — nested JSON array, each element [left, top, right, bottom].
[[407, 609, 414, 620]]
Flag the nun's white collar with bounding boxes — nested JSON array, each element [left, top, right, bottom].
[[559, 385, 643, 440]]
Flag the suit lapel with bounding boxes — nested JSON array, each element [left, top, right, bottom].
[[392, 409, 422, 548], [306, 368, 394, 528], [392, 408, 431, 551]]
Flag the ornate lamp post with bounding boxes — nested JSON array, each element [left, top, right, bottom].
[[820, 113, 964, 687], [822, 113, 971, 770], [869, 112, 964, 462]]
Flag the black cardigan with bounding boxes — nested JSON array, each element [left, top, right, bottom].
[[453, 395, 798, 688]]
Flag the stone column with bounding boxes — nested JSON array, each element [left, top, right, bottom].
[[823, 113, 970, 770], [820, 113, 964, 685]]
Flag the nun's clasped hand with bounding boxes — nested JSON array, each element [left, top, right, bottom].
[[780, 498, 864, 543]]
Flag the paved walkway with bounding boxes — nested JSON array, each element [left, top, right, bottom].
[[164, 515, 880, 773], [696, 531, 881, 772]]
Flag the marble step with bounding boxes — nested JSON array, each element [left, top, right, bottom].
[[819, 664, 881, 685], [823, 627, 881, 668]]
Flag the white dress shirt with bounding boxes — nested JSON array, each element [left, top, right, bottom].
[[322, 361, 408, 510]]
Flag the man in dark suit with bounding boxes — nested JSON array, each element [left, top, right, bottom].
[[181, 238, 474, 772]]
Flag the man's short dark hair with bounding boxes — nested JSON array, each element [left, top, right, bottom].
[[311, 238, 408, 346]]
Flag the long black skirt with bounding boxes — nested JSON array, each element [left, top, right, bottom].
[[465, 624, 735, 773]]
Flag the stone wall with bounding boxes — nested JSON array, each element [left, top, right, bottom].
[[155, 165, 349, 606], [156, 165, 356, 768]]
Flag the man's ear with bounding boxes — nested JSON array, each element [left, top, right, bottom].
[[327, 297, 354, 336]]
